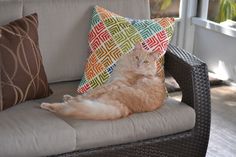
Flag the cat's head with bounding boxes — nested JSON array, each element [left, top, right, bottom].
[[117, 43, 160, 76]]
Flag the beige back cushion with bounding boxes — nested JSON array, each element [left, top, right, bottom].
[[0, 0, 150, 83]]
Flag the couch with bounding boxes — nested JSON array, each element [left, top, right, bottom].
[[0, 0, 211, 156]]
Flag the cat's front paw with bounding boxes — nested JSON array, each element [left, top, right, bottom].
[[63, 94, 73, 102]]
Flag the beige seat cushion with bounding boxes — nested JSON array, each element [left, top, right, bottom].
[[0, 82, 77, 157], [0, 81, 195, 156], [50, 81, 196, 150]]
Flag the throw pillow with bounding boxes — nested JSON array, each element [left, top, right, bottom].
[[0, 13, 52, 111], [78, 6, 175, 94]]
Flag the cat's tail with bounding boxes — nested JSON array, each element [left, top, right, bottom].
[[40, 99, 130, 120]]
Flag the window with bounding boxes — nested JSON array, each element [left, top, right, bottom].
[[192, 0, 236, 38], [150, 0, 180, 18], [208, 0, 236, 23]]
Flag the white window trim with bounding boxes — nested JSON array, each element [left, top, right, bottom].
[[162, 0, 198, 52], [174, 17, 181, 22], [164, 0, 198, 52], [192, 18, 236, 38], [198, 0, 209, 19], [176, 0, 187, 48], [194, 0, 236, 38], [178, 0, 198, 52]]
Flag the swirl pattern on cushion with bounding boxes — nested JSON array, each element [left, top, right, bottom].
[[0, 13, 52, 111]]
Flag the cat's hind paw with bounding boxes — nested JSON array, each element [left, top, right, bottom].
[[40, 103, 56, 113]]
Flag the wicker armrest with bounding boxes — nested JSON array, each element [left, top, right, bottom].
[[165, 44, 211, 109], [165, 44, 211, 155]]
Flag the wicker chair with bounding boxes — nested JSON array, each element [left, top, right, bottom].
[[54, 45, 211, 157]]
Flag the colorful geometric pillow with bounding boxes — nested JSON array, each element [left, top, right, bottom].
[[77, 6, 175, 94], [0, 14, 52, 111]]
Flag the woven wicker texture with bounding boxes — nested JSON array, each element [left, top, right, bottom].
[[52, 45, 211, 157]]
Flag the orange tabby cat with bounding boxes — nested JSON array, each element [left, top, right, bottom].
[[40, 44, 166, 120]]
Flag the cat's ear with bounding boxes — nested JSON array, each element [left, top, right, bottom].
[[133, 43, 143, 51]]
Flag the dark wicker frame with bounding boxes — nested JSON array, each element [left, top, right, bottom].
[[53, 45, 211, 157]]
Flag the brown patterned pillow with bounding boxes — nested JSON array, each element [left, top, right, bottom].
[[0, 13, 52, 111]]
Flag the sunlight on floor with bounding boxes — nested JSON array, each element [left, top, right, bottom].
[[170, 84, 236, 157], [225, 101, 236, 107]]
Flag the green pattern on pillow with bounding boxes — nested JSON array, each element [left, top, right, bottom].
[[78, 6, 175, 94]]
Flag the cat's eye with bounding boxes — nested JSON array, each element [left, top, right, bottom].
[[144, 60, 149, 64], [135, 56, 139, 60]]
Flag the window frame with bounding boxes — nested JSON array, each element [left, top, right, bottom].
[[192, 0, 236, 38], [177, 0, 198, 52]]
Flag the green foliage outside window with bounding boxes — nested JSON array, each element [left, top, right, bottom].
[[150, 0, 179, 18], [215, 0, 236, 22], [160, 0, 173, 11]]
